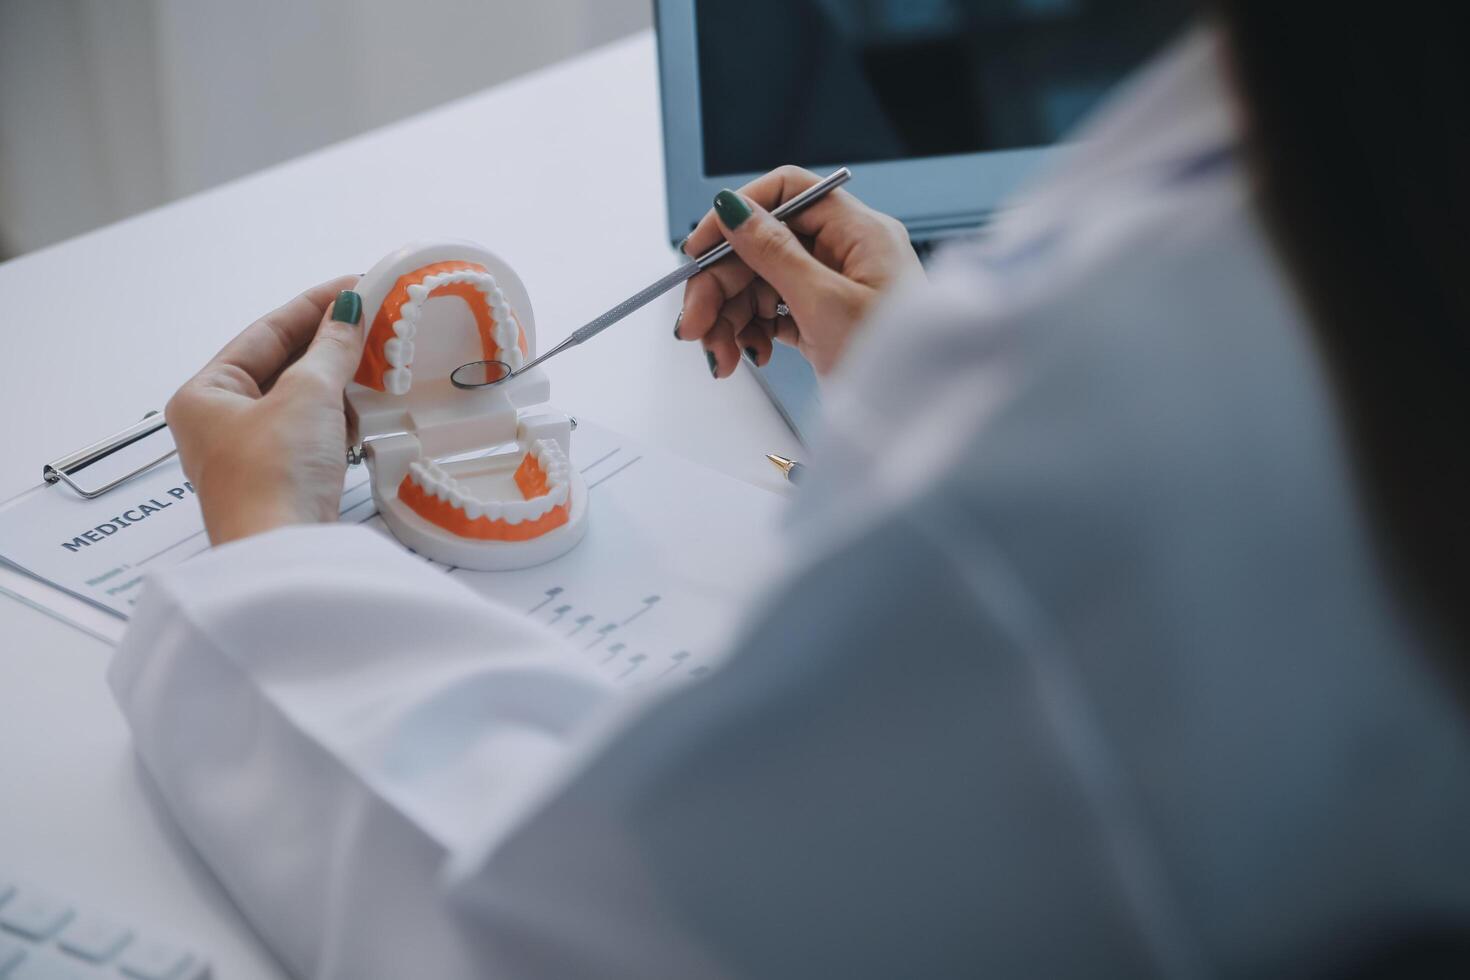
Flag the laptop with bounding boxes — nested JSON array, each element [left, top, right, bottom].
[[654, 0, 1190, 443]]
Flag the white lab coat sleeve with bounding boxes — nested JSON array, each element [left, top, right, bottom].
[[108, 523, 620, 980]]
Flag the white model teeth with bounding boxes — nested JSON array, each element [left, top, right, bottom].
[[407, 438, 570, 525], [483, 283, 522, 368], [530, 439, 571, 492], [384, 337, 414, 367], [384, 368, 411, 395], [382, 267, 525, 394]]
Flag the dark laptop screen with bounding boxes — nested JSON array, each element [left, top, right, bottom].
[[695, 0, 1190, 178]]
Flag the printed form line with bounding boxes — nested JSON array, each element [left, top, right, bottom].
[[580, 448, 621, 473], [137, 530, 207, 567], [588, 456, 642, 490]]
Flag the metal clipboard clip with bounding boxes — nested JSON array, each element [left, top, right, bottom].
[[42, 412, 388, 500], [43, 412, 178, 499]]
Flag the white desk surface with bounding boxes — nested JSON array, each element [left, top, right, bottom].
[[0, 30, 799, 979]]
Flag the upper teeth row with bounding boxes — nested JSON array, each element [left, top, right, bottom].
[[408, 439, 570, 524], [382, 267, 525, 396]]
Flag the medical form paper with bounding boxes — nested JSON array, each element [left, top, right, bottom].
[[0, 421, 785, 686]]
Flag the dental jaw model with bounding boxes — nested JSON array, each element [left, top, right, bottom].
[[346, 241, 587, 570]]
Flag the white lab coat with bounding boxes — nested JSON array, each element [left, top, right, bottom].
[[112, 28, 1470, 980]]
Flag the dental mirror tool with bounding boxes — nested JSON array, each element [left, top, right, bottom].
[[451, 167, 852, 390]]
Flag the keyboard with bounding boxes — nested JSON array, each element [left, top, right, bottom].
[[0, 875, 209, 980]]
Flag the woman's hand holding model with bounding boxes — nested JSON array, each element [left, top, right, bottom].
[[675, 165, 922, 376], [165, 276, 364, 546]]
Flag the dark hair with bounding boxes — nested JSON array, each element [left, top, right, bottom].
[[1214, 5, 1470, 670]]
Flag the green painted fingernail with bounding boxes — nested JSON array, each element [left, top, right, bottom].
[[332, 290, 362, 325], [744, 346, 759, 363], [713, 189, 752, 230], [678, 235, 691, 254], [674, 311, 683, 339], [706, 350, 718, 377]]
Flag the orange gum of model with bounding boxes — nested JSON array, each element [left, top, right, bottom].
[[398, 453, 570, 541], [354, 260, 530, 391]]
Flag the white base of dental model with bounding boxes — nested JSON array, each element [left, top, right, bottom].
[[345, 240, 589, 571]]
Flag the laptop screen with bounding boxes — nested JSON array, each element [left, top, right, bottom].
[[695, 0, 1190, 179]]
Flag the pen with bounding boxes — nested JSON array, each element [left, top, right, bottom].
[[765, 453, 806, 485]]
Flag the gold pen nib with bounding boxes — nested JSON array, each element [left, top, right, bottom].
[[765, 453, 795, 477]]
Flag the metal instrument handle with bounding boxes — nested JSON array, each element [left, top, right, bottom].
[[523, 167, 854, 371], [568, 261, 702, 347], [689, 166, 852, 273]]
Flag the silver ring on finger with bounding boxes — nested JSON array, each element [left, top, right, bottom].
[[775, 302, 791, 318]]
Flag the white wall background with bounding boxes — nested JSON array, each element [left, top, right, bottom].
[[0, 0, 650, 258]]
